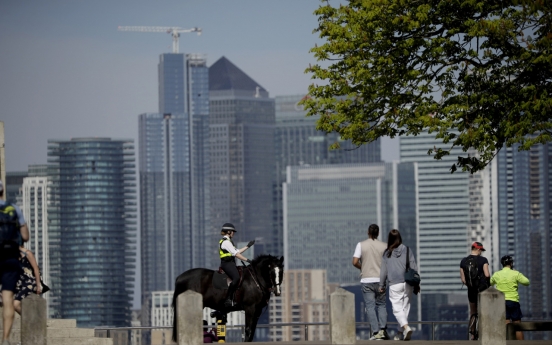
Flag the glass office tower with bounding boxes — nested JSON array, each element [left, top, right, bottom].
[[274, 95, 381, 257], [283, 162, 417, 283], [208, 56, 275, 267], [140, 53, 210, 327], [47, 138, 136, 326], [400, 133, 470, 294]]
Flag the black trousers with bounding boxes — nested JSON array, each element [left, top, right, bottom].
[[221, 260, 239, 299]]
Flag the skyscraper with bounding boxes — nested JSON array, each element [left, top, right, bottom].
[[283, 162, 420, 325], [208, 56, 275, 265], [505, 144, 551, 320], [273, 95, 381, 256], [21, 174, 50, 314], [47, 138, 136, 326], [283, 162, 418, 283], [140, 52, 210, 326], [400, 133, 470, 295]]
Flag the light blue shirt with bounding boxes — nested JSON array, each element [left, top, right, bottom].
[[0, 200, 26, 226]]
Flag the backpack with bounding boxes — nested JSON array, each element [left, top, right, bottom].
[[0, 203, 21, 258], [463, 256, 480, 289]]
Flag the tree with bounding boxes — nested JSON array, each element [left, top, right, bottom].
[[303, 0, 552, 173]]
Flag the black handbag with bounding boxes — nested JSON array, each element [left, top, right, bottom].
[[40, 279, 50, 294], [404, 246, 421, 286]]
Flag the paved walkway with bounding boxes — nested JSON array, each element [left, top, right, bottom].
[[230, 341, 551, 345]]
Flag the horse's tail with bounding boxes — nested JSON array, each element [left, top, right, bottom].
[[172, 274, 188, 342]]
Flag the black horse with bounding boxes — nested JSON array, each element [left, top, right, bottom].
[[172, 254, 284, 342]]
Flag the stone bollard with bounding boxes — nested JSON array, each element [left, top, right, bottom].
[[478, 287, 506, 345], [21, 294, 47, 345], [177, 290, 203, 345], [329, 288, 356, 344]]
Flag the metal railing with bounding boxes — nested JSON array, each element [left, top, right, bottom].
[[95, 320, 469, 343]]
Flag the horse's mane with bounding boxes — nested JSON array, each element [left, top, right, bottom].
[[251, 254, 281, 266]]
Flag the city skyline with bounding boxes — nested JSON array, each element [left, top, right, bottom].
[[0, 0, 401, 172]]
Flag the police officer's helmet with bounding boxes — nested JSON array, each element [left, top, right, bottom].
[[501, 255, 514, 267], [221, 223, 236, 233]]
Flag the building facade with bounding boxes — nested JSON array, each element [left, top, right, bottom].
[[283, 162, 418, 284], [400, 134, 470, 295], [208, 56, 275, 266], [140, 53, 210, 326], [21, 175, 51, 313], [505, 144, 551, 321], [47, 138, 136, 326], [4, 171, 27, 204], [269, 269, 329, 342], [273, 95, 381, 257]]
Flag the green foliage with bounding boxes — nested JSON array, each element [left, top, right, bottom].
[[303, 0, 552, 173]]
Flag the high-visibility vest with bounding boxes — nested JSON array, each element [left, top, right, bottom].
[[219, 237, 235, 262]]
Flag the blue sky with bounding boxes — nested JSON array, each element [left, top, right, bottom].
[[0, 0, 398, 171], [0, 0, 399, 308]]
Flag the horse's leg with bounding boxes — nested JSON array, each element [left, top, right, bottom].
[[244, 305, 264, 342]]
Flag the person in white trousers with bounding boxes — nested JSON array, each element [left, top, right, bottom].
[[379, 229, 419, 341]]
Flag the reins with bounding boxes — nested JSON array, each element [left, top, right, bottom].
[[245, 260, 280, 295]]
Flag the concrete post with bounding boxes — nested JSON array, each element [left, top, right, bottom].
[[21, 294, 47, 345], [177, 290, 203, 345], [329, 288, 356, 344], [478, 287, 506, 345]]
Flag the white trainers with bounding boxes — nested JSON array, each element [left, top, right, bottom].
[[369, 329, 385, 340], [402, 325, 413, 341]]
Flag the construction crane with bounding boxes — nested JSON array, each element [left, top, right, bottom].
[[117, 26, 201, 53]]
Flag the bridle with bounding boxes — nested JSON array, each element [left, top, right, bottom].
[[246, 261, 282, 295]]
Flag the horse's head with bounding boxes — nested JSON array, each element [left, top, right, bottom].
[[252, 254, 284, 296], [268, 255, 284, 296]]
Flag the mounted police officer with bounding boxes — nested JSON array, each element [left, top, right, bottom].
[[219, 223, 255, 308]]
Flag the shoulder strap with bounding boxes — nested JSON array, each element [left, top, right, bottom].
[[406, 246, 410, 271]]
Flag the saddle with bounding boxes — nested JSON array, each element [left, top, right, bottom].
[[213, 267, 246, 304]]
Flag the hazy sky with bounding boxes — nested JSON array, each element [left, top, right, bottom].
[[0, 0, 399, 172], [0, 0, 399, 308]]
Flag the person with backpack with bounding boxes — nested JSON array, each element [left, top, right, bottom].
[[379, 229, 419, 341], [0, 180, 29, 345], [459, 241, 490, 340], [490, 255, 530, 340]]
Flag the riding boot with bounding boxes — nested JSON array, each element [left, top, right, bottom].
[[224, 287, 236, 308], [224, 292, 234, 308]]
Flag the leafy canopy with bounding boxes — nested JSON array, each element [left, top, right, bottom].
[[303, 0, 552, 173]]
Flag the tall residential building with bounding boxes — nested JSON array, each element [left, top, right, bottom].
[[140, 53, 210, 327], [507, 144, 551, 320], [208, 56, 275, 266], [273, 95, 381, 257], [47, 138, 136, 326], [496, 146, 515, 260], [471, 143, 551, 328], [283, 162, 418, 284], [21, 175, 51, 314], [269, 269, 329, 342]]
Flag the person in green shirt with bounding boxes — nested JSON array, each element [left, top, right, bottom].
[[490, 255, 530, 340]]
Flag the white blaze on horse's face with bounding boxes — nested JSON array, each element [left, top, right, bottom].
[[273, 266, 281, 296]]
